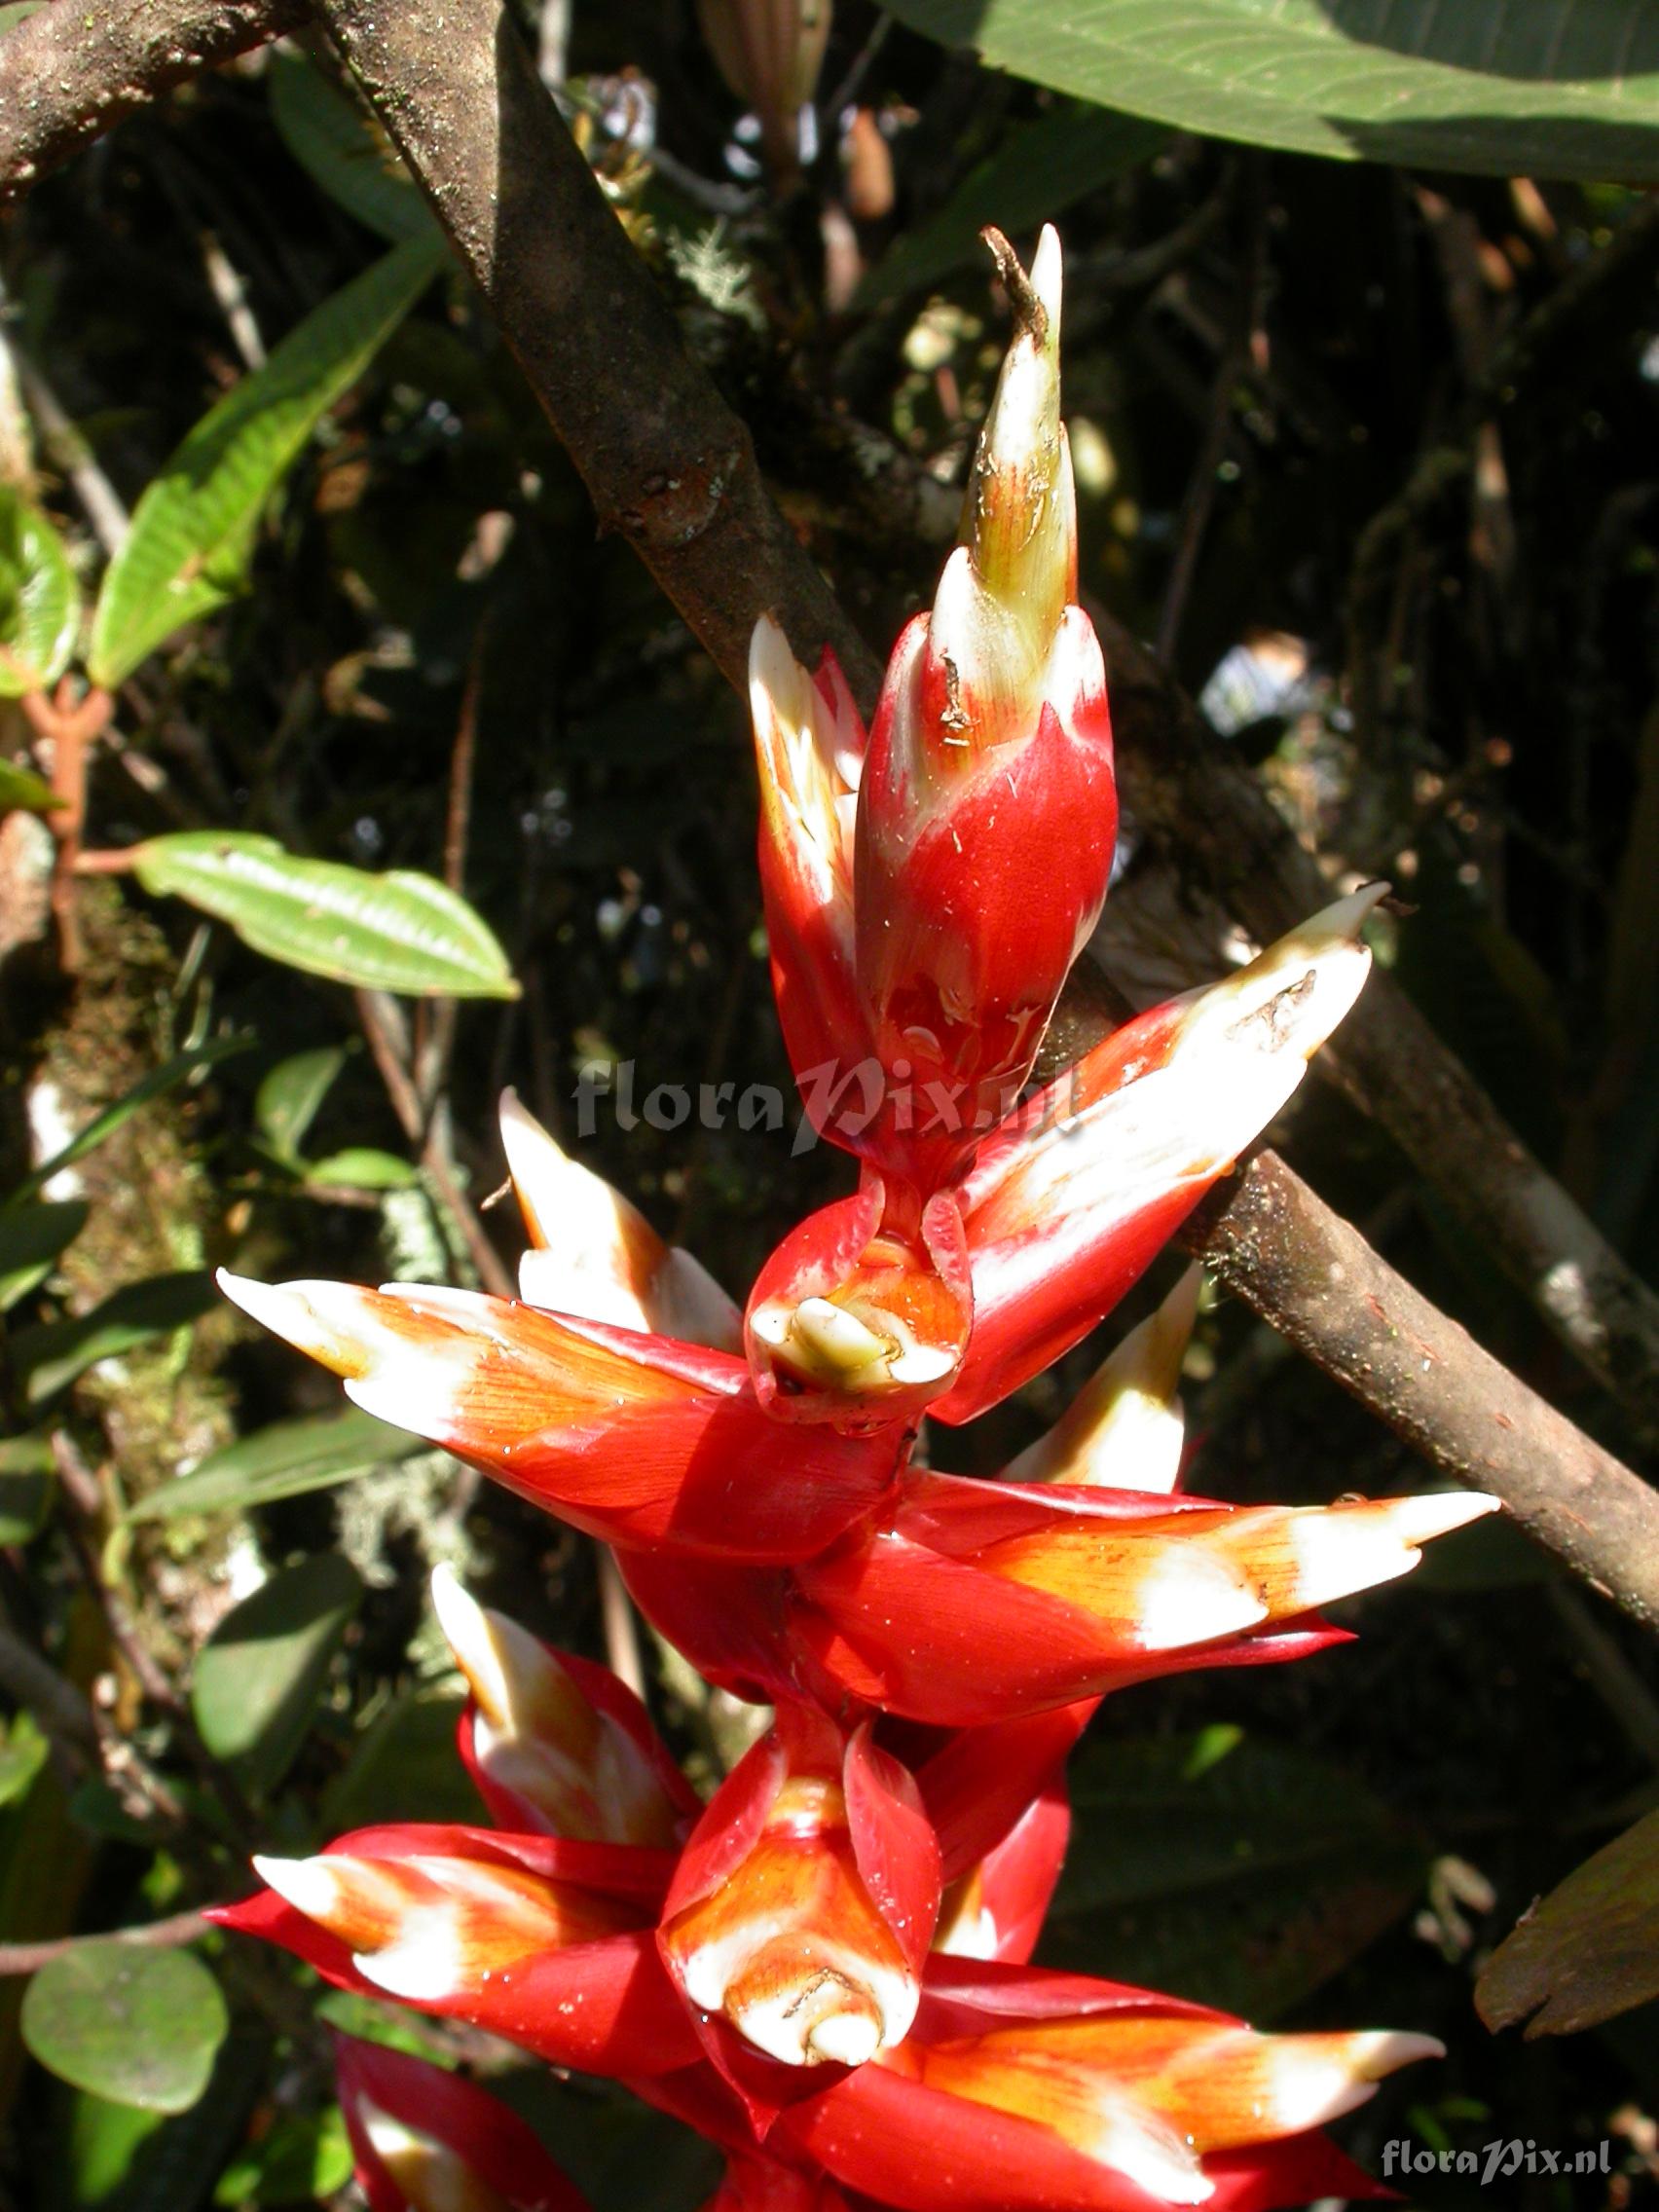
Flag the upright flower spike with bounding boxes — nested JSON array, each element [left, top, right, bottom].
[[751, 616, 870, 1135], [334, 2032, 593, 2212], [852, 227, 1118, 1190], [431, 1566, 699, 1847], [500, 1090, 742, 1350], [791, 1470, 1499, 1725], [659, 1703, 940, 2087], [935, 889, 1385, 1424], [215, 1272, 903, 1562], [1004, 1266, 1202, 1492], [783, 1962, 1442, 2212]]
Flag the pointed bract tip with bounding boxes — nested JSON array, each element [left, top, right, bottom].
[[217, 1272, 363, 1378], [429, 1564, 510, 1725], [1256, 2027, 1446, 2134], [252, 1853, 340, 1923], [1392, 1490, 1501, 1541], [1030, 223, 1063, 332]]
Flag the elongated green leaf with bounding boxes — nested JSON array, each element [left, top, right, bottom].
[[0, 1198, 88, 1309], [128, 1405, 421, 1522], [87, 235, 446, 686], [254, 1045, 347, 1162], [0, 484, 77, 696], [213, 2104, 352, 2206], [883, 1, 1659, 180], [321, 1688, 487, 1831], [0, 1714, 48, 1808], [192, 1552, 361, 1793], [306, 1146, 418, 1189], [132, 832, 518, 997], [22, 1944, 228, 2114], [1046, 1729, 1422, 2017], [11, 1272, 218, 1406], [861, 104, 1166, 304], [270, 50, 436, 244], [0, 1434, 55, 1544], [5, 1034, 249, 1210], [1477, 1808, 1659, 2036], [0, 756, 64, 814]]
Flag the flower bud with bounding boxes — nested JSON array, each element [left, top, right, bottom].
[[431, 1566, 695, 1847], [659, 1705, 940, 2076], [334, 2031, 591, 2212], [750, 614, 869, 1134], [697, 0, 832, 177], [852, 228, 1118, 1189], [1004, 1265, 1201, 1492], [746, 1174, 971, 1428], [500, 1091, 740, 1349]]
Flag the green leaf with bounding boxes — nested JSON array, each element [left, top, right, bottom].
[[0, 1198, 89, 1309], [860, 103, 1166, 304], [305, 1146, 418, 1190], [253, 1045, 347, 1163], [0, 756, 66, 814], [0, 1433, 55, 1544], [1477, 1808, 1659, 2036], [1045, 1730, 1422, 2018], [191, 1552, 361, 1794], [10, 1272, 218, 1407], [882, 1, 1659, 181], [86, 234, 447, 686], [0, 484, 78, 697], [5, 1034, 249, 1210], [22, 1944, 229, 2115], [269, 50, 436, 244], [131, 833, 518, 998], [128, 1405, 421, 1523], [213, 2104, 352, 2206], [47, 2033, 268, 2212], [0, 1714, 49, 1808], [322, 1688, 486, 1832]]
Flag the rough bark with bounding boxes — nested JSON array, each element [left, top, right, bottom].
[[1189, 1153, 1659, 1628], [315, 0, 883, 698], [0, 0, 309, 198]]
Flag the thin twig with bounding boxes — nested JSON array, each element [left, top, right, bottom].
[[0, 1910, 211, 1978]]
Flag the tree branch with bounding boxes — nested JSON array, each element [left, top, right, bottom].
[[1187, 1152, 1659, 1630], [314, 0, 880, 698], [0, 0, 310, 200], [1095, 612, 1659, 1441]]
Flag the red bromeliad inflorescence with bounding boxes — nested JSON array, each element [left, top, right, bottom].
[[212, 228, 1498, 2212]]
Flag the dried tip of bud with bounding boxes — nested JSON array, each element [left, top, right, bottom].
[[980, 222, 1062, 351]]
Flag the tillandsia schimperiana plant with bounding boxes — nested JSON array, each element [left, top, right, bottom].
[[213, 228, 1498, 2212]]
